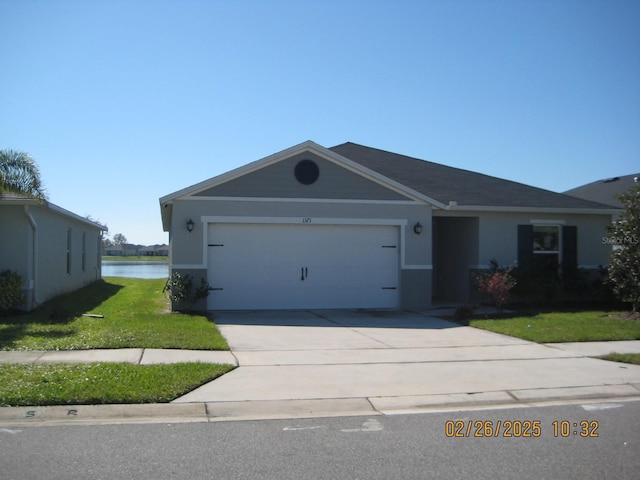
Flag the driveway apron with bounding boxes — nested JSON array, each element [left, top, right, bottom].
[[173, 310, 640, 405]]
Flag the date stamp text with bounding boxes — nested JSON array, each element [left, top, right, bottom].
[[444, 420, 599, 438]]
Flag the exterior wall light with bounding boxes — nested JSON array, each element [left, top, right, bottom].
[[413, 222, 423, 235], [186, 219, 195, 233]]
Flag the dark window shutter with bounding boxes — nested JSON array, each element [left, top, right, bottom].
[[562, 226, 577, 275], [517, 225, 533, 269]]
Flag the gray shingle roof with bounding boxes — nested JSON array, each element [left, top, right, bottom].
[[330, 142, 616, 210], [564, 174, 640, 208]]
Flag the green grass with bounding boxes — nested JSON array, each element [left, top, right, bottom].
[[0, 362, 235, 406], [0, 278, 234, 406], [599, 353, 640, 365], [0, 278, 228, 351], [470, 310, 640, 343]]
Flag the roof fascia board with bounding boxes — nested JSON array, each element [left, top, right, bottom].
[[180, 195, 418, 205], [48, 203, 108, 231], [1, 197, 107, 231], [437, 204, 621, 215]]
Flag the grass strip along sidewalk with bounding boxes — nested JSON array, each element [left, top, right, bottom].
[[0, 363, 232, 406], [469, 310, 640, 343], [0, 278, 234, 407], [469, 309, 640, 365]]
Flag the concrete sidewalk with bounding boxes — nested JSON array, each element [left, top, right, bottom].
[[1, 309, 640, 425], [1, 340, 638, 366], [0, 348, 237, 366]]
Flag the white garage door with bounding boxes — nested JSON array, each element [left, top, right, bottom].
[[207, 223, 399, 310]]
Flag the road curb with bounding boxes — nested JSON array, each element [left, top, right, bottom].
[[0, 403, 209, 427], [2, 386, 640, 427]]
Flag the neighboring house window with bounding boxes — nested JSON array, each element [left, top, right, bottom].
[[518, 224, 577, 276], [82, 232, 87, 272], [66, 228, 72, 274]]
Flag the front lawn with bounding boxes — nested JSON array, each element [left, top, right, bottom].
[[0, 278, 234, 406], [0, 278, 228, 351], [0, 362, 234, 406], [470, 310, 640, 343]]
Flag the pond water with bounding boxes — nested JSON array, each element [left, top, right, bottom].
[[102, 261, 169, 279]]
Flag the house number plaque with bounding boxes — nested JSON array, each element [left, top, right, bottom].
[[302, 217, 312, 223]]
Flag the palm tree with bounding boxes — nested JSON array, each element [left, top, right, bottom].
[[0, 149, 48, 201]]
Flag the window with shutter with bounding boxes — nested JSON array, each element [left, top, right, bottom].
[[517, 224, 578, 278]]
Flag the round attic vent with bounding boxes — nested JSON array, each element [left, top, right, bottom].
[[294, 159, 320, 185]]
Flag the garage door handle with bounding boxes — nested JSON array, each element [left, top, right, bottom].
[[301, 267, 308, 281]]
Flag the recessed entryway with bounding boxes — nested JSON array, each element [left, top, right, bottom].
[[432, 216, 479, 303]]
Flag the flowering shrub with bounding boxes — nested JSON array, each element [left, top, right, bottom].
[[476, 261, 517, 311]]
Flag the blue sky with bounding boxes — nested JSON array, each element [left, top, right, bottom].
[[1, 0, 638, 245]]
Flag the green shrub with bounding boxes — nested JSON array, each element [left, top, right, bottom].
[[164, 272, 212, 312], [605, 184, 640, 313], [0, 269, 26, 314]]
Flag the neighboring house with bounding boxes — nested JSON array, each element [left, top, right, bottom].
[[159, 141, 619, 311], [0, 194, 107, 311], [103, 243, 141, 256], [103, 244, 169, 256], [139, 244, 169, 256], [103, 244, 124, 256], [564, 173, 640, 208]]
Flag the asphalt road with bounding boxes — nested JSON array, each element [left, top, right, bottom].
[[1, 400, 638, 480]]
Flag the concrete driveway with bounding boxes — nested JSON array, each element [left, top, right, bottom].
[[173, 310, 640, 415]]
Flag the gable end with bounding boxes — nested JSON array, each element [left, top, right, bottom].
[[193, 151, 413, 201]]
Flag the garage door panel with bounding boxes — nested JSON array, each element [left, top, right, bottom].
[[207, 223, 398, 310]]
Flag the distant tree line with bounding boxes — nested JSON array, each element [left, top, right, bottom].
[[102, 233, 128, 248]]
